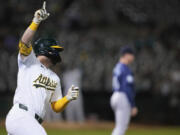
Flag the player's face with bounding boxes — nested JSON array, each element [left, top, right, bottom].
[[37, 55, 53, 68], [126, 54, 135, 64]]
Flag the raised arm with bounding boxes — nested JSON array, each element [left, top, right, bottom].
[[19, 1, 50, 56]]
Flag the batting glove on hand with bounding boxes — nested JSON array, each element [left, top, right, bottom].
[[66, 85, 79, 101], [33, 1, 50, 24]]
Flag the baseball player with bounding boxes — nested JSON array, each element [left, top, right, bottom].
[[5, 2, 79, 135], [110, 47, 138, 135]]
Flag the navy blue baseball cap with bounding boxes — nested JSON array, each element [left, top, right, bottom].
[[120, 46, 135, 56]]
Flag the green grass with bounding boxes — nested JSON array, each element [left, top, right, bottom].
[[47, 129, 111, 135], [1, 127, 180, 135]]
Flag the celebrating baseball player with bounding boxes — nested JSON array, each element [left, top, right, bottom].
[[111, 47, 138, 135], [5, 2, 79, 135]]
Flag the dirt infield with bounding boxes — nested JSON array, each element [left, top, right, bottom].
[[42, 121, 114, 130], [1, 119, 180, 130], [42, 121, 180, 130], [1, 120, 180, 135]]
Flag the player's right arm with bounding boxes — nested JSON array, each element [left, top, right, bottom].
[[19, 1, 50, 57]]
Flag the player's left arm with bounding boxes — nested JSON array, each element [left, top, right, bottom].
[[130, 78, 138, 117], [51, 85, 79, 113]]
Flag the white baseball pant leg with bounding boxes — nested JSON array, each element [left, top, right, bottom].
[[110, 92, 131, 135], [6, 104, 47, 135]]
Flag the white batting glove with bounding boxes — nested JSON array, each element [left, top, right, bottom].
[[33, 1, 50, 24], [66, 85, 79, 101]]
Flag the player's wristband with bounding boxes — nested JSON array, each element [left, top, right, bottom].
[[29, 21, 39, 31], [65, 95, 72, 101]]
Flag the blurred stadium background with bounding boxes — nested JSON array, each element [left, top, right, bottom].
[[1, 0, 180, 134]]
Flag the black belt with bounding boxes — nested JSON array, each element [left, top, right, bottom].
[[19, 103, 43, 124]]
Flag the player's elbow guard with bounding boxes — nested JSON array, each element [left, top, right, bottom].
[[19, 41, 32, 56], [51, 96, 70, 113]]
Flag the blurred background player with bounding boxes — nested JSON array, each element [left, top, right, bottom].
[[63, 66, 85, 123], [44, 104, 63, 122], [111, 46, 138, 135], [5, 2, 79, 135]]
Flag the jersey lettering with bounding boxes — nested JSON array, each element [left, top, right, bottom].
[[33, 74, 57, 91]]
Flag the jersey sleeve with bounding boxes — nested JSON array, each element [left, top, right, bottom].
[[125, 74, 136, 108], [51, 80, 63, 102], [18, 41, 38, 68], [112, 66, 122, 91], [128, 94, 136, 107], [126, 87, 136, 108]]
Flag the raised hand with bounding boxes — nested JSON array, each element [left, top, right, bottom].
[[33, 1, 50, 24]]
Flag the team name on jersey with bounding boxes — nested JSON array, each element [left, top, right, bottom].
[[33, 74, 57, 91]]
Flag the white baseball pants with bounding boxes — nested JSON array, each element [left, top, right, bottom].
[[5, 104, 47, 135], [110, 92, 131, 135]]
